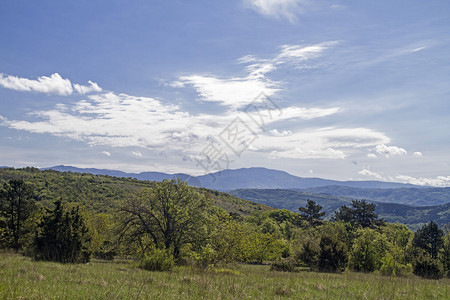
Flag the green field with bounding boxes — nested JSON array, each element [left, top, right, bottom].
[[1, 253, 448, 299]]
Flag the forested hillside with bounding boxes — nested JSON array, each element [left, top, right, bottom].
[[231, 188, 450, 230], [1, 167, 449, 281], [0, 167, 271, 216], [300, 185, 450, 206]]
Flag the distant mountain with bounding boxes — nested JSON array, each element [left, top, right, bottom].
[[298, 185, 450, 206], [43, 165, 200, 185], [44, 166, 419, 191], [195, 167, 418, 190], [230, 188, 450, 230]]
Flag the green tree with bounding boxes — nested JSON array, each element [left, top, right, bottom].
[[33, 200, 90, 263], [299, 200, 325, 227], [333, 200, 384, 228], [0, 179, 36, 250], [317, 235, 348, 272], [441, 225, 450, 277], [413, 221, 443, 259], [349, 228, 389, 272], [120, 179, 212, 259]]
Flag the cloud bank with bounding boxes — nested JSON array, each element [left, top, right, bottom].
[[0, 73, 102, 95]]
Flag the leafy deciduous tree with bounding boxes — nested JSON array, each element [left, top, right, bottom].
[[120, 179, 212, 259]]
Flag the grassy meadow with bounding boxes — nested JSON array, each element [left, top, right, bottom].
[[0, 252, 448, 299]]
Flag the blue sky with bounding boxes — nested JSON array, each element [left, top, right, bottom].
[[1, 0, 449, 186]]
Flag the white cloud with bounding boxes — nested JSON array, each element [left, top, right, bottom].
[[358, 167, 450, 187], [269, 129, 292, 136], [244, 0, 309, 22], [395, 175, 450, 187], [132, 151, 143, 158], [367, 153, 377, 159], [260, 127, 390, 159], [375, 144, 407, 158], [73, 80, 102, 94], [102, 151, 111, 156], [0, 73, 73, 95], [413, 151, 423, 157], [358, 169, 383, 180], [0, 89, 389, 162], [0, 72, 102, 96], [179, 75, 279, 109], [276, 42, 338, 63], [178, 42, 337, 108]]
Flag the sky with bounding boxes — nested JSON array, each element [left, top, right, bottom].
[[0, 0, 449, 186]]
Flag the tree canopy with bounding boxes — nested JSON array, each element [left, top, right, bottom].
[[120, 179, 212, 259], [299, 200, 325, 227], [333, 200, 384, 228]]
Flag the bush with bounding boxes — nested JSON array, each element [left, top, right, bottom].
[[380, 253, 412, 277], [413, 254, 444, 279], [189, 244, 217, 270], [139, 249, 174, 272], [270, 259, 296, 272]]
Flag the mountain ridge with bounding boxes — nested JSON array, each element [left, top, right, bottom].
[[43, 165, 420, 190]]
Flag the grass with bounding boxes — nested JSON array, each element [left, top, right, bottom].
[[0, 252, 449, 299]]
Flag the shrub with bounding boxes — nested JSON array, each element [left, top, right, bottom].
[[139, 249, 174, 272], [188, 244, 217, 270], [380, 253, 412, 277], [413, 254, 444, 279], [270, 259, 296, 272]]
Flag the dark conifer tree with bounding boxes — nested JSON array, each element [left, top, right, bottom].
[[333, 200, 384, 228], [34, 200, 90, 263], [0, 179, 36, 250], [299, 200, 325, 227]]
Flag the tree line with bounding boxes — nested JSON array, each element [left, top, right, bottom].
[[0, 178, 449, 279]]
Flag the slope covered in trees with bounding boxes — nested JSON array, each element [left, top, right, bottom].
[[0, 167, 272, 216], [1, 167, 449, 281], [231, 188, 450, 230]]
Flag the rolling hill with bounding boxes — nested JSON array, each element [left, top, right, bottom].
[[298, 185, 450, 206], [230, 188, 450, 230], [0, 167, 270, 217]]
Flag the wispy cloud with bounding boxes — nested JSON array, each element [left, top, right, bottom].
[[101, 151, 111, 156], [73, 80, 102, 94], [0, 73, 102, 96], [132, 151, 143, 158], [244, 0, 309, 22], [0, 91, 342, 156], [263, 127, 390, 159], [177, 42, 337, 108], [395, 175, 450, 187], [178, 75, 279, 109], [358, 167, 450, 187]]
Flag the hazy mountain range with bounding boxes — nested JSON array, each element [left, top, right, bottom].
[[41, 165, 450, 209], [45, 165, 418, 190]]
